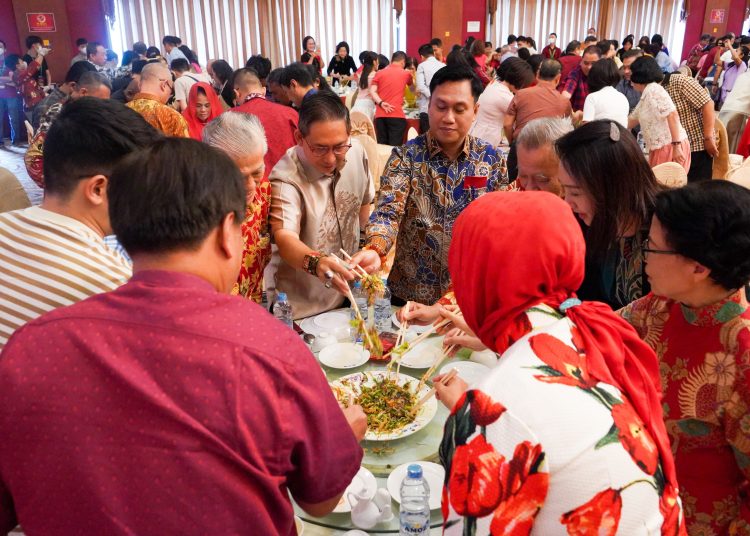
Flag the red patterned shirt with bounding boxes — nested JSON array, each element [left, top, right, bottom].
[[621, 290, 750, 535], [233, 177, 271, 302]]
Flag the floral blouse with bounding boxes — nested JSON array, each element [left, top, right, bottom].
[[630, 82, 688, 152], [232, 178, 271, 303], [620, 290, 750, 535], [440, 305, 685, 534]]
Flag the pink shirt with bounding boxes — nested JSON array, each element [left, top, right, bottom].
[[0, 270, 362, 535], [372, 64, 413, 119]]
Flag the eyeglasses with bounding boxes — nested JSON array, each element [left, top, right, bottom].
[[158, 78, 174, 89], [641, 237, 678, 256], [303, 137, 352, 157]]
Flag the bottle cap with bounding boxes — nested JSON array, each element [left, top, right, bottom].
[[277, 292, 288, 301], [353, 280, 362, 288], [406, 464, 423, 479]]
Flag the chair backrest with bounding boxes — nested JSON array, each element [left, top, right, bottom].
[[652, 161, 688, 188], [406, 127, 418, 141], [713, 118, 730, 179], [350, 110, 376, 140], [676, 65, 692, 77], [0, 166, 31, 213], [728, 165, 750, 189]]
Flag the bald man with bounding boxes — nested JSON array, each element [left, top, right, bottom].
[[126, 62, 189, 137], [233, 68, 299, 172]]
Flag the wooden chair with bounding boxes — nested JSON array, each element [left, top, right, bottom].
[[350, 110, 376, 140], [344, 88, 358, 110], [712, 118, 730, 179], [0, 166, 31, 213], [652, 162, 688, 188]]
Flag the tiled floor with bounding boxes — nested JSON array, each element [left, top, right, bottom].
[[0, 143, 43, 206]]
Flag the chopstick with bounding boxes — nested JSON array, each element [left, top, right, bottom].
[[339, 249, 369, 278], [411, 368, 459, 415], [417, 344, 457, 392]]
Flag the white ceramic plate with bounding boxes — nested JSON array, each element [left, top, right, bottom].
[[386, 461, 445, 510], [333, 466, 377, 513], [314, 310, 351, 330], [330, 371, 437, 441], [440, 361, 490, 386], [318, 342, 370, 369], [391, 313, 433, 334], [398, 337, 444, 369]]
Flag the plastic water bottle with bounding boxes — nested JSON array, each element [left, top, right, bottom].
[[273, 292, 293, 328], [399, 464, 430, 535], [375, 278, 392, 332], [350, 281, 369, 323]]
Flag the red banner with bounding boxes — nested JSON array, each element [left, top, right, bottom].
[[26, 13, 56, 32]]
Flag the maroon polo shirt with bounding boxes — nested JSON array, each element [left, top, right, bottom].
[[0, 270, 362, 535], [235, 96, 299, 173]]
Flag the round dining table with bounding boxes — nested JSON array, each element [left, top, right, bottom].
[[292, 308, 482, 534]]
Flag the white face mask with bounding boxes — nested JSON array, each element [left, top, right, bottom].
[[79, 46, 86, 54], [549, 38, 556, 45]]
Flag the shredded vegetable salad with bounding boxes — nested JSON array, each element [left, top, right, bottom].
[[336, 375, 417, 434]]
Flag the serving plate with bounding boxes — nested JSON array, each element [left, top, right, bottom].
[[330, 371, 437, 441]]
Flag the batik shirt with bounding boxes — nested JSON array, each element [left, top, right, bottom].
[[24, 100, 65, 188], [126, 93, 190, 138], [233, 177, 271, 303], [440, 305, 685, 535], [620, 290, 750, 535], [366, 133, 507, 304]]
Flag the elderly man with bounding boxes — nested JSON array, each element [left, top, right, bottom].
[[0, 137, 366, 534], [203, 111, 271, 303], [516, 117, 573, 196], [351, 65, 508, 319], [25, 70, 111, 188], [86, 41, 108, 77], [561, 44, 601, 112], [0, 98, 161, 350], [233, 68, 298, 171], [270, 92, 374, 319], [127, 63, 189, 137]]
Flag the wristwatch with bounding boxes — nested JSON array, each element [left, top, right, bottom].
[[303, 251, 327, 276]]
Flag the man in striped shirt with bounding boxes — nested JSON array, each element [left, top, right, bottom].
[[0, 98, 162, 349]]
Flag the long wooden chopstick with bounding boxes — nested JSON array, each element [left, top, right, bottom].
[[417, 344, 457, 392], [411, 368, 459, 415], [338, 249, 369, 277]]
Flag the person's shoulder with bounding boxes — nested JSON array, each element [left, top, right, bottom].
[[269, 146, 300, 181]]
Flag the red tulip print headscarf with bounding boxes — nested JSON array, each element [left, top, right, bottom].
[[182, 82, 222, 140], [448, 191, 678, 489]]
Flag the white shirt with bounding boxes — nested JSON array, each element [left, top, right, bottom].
[[173, 71, 211, 104], [582, 86, 630, 128], [469, 80, 513, 147], [630, 82, 688, 151], [165, 47, 188, 67], [415, 56, 444, 113], [720, 70, 750, 115]]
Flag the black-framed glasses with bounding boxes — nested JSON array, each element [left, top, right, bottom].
[[641, 237, 678, 256], [303, 137, 352, 157]]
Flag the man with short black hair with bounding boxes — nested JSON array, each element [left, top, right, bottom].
[[246, 54, 272, 85], [70, 37, 88, 65], [162, 35, 187, 65], [0, 136, 366, 534], [280, 62, 317, 107], [32, 60, 97, 130], [86, 42, 107, 70], [687, 33, 711, 74], [352, 65, 508, 309], [430, 38, 445, 62], [617, 48, 643, 112], [267, 67, 292, 105], [0, 98, 161, 350], [26, 68, 110, 188], [270, 92, 374, 318], [171, 57, 210, 112], [133, 41, 147, 60], [23, 35, 51, 87], [542, 33, 561, 59], [561, 44, 601, 111], [370, 51, 415, 145], [233, 68, 298, 172], [416, 44, 443, 133]]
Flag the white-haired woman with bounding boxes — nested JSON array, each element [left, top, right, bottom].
[[203, 112, 270, 303]]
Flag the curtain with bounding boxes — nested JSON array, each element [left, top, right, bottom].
[[488, 0, 681, 54], [114, 0, 398, 71]]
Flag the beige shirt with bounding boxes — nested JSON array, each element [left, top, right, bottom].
[[270, 139, 374, 319]]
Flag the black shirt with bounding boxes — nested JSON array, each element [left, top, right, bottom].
[[327, 55, 357, 78]]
